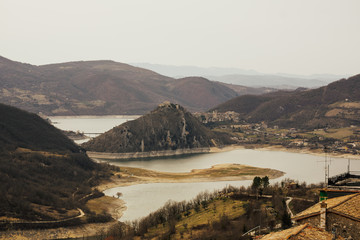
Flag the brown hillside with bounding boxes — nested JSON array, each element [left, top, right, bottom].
[[0, 56, 241, 115], [168, 77, 238, 110], [212, 74, 360, 129], [83, 102, 233, 153]]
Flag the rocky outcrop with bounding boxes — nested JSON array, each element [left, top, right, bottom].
[[82, 102, 231, 154]]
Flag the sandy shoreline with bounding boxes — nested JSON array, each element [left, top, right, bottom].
[[4, 144, 358, 240], [93, 143, 360, 193], [210, 144, 360, 160], [96, 163, 285, 192], [0, 162, 284, 240], [48, 115, 141, 119], [89, 144, 360, 163]]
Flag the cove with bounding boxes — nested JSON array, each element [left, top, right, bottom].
[[103, 148, 359, 222]]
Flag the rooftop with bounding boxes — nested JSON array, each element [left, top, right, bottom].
[[259, 223, 343, 240], [293, 193, 360, 221]]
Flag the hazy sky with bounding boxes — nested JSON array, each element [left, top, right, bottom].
[[1, 0, 359, 75]]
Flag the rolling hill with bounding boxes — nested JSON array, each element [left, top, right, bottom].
[[0, 56, 272, 115], [211, 74, 360, 129]]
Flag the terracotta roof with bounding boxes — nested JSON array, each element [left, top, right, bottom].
[[260, 224, 343, 240], [260, 224, 306, 239], [292, 193, 359, 221], [331, 193, 360, 220]]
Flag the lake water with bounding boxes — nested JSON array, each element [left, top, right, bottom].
[[49, 116, 360, 222], [103, 150, 360, 222], [49, 115, 139, 144]]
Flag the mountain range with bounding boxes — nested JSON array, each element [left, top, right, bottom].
[[212, 74, 360, 129], [0, 56, 273, 115], [133, 63, 345, 89]]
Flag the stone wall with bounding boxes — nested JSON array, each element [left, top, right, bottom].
[[296, 215, 320, 227], [296, 212, 360, 240], [327, 212, 360, 240]]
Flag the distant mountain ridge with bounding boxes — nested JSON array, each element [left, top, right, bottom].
[[0, 56, 272, 115], [212, 74, 360, 129], [133, 63, 345, 89], [83, 102, 232, 154], [207, 74, 327, 89]]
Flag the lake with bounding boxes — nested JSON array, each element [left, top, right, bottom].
[[103, 149, 360, 221], [49, 116, 360, 222], [49, 115, 139, 144]]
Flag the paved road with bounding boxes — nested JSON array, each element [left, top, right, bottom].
[[285, 197, 294, 218], [1, 208, 85, 225]]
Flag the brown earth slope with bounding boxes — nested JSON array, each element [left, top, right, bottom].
[[212, 74, 360, 129]]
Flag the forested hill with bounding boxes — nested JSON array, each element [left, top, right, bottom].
[[0, 103, 109, 221], [211, 74, 360, 129], [0, 103, 79, 152], [83, 102, 233, 153]]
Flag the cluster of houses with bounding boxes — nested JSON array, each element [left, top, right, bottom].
[[194, 111, 241, 123], [195, 111, 360, 155]]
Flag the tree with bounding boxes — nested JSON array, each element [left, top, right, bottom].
[[252, 176, 270, 197], [262, 176, 270, 188], [281, 211, 292, 229], [116, 192, 123, 198], [252, 176, 262, 190]]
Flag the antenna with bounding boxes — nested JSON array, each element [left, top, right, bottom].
[[325, 152, 328, 187], [318, 147, 332, 187]]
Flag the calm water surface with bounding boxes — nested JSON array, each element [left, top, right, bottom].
[[103, 150, 360, 221], [49, 115, 139, 143], [50, 116, 360, 222]]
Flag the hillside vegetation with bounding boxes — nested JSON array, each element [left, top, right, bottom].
[[212, 74, 360, 129], [83, 102, 233, 153], [0, 103, 112, 222], [100, 179, 319, 240]]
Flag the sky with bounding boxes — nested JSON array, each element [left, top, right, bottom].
[[1, 0, 359, 76]]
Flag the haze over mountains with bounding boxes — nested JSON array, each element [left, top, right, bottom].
[[0, 56, 273, 116], [133, 63, 345, 89]]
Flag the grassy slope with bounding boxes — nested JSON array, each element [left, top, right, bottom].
[[145, 198, 247, 239]]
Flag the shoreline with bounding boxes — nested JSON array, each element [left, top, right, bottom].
[[96, 163, 285, 192], [48, 115, 141, 119], [210, 144, 360, 160], [0, 163, 284, 240], [5, 145, 358, 239], [88, 143, 360, 162], [91, 143, 360, 193], [87, 148, 211, 160]]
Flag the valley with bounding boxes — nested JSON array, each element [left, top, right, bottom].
[[1, 57, 360, 239]]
